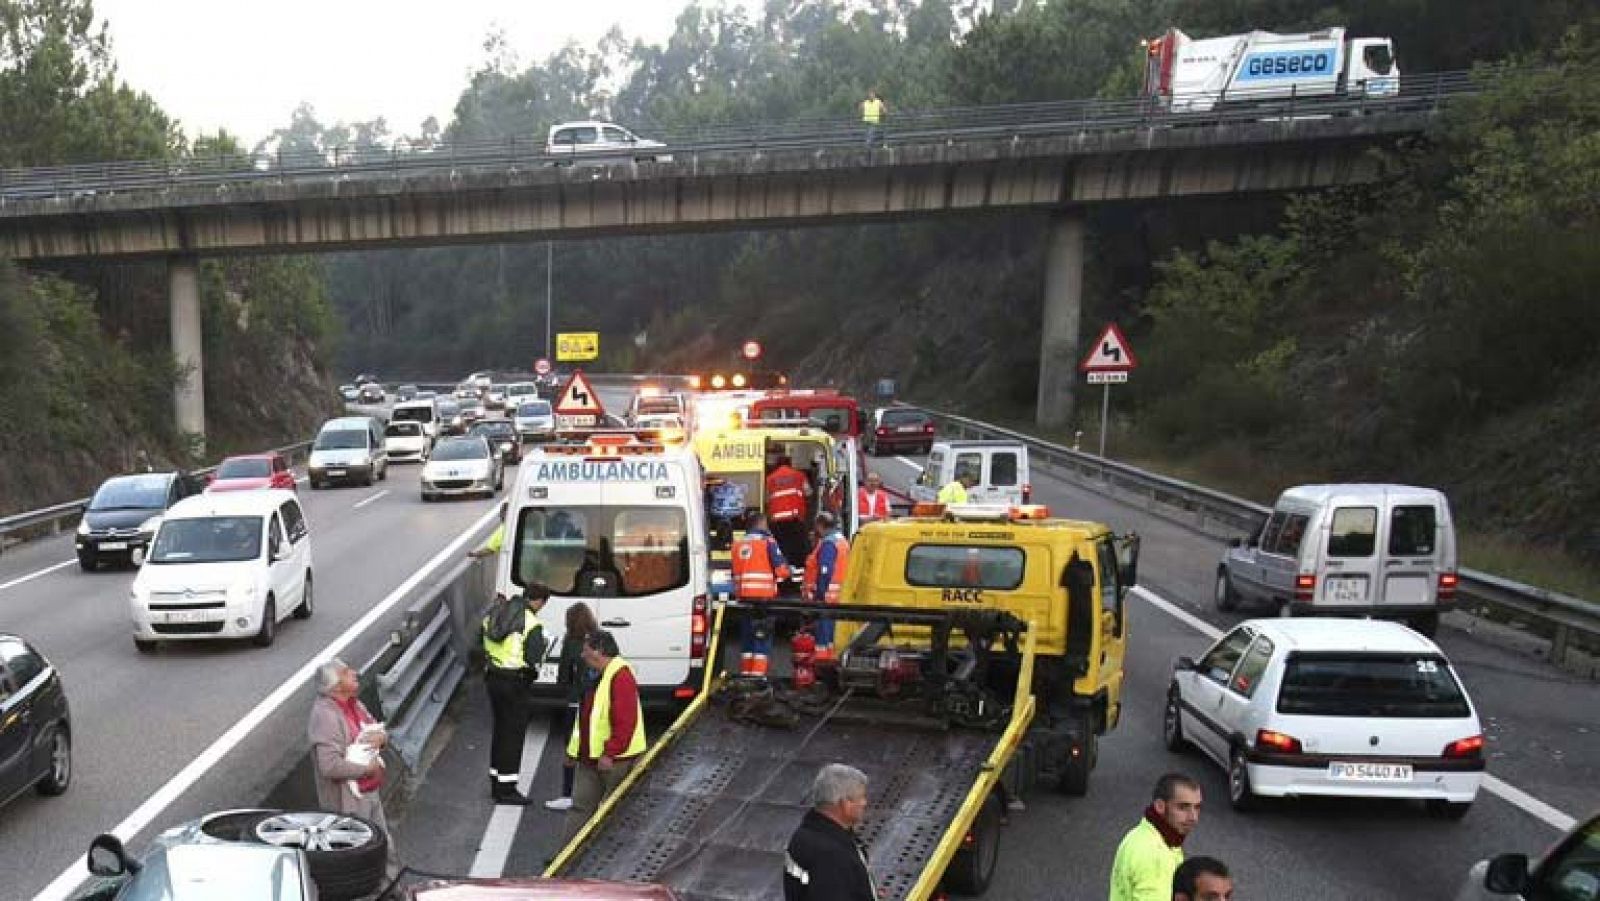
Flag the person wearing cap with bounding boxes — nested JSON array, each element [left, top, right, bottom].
[[480, 584, 551, 805], [857, 472, 892, 524], [937, 470, 978, 504], [563, 629, 647, 843], [804, 512, 850, 663]]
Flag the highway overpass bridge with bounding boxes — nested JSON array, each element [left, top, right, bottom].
[[0, 73, 1475, 439]]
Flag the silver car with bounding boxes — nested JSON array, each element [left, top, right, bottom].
[[514, 399, 557, 442]]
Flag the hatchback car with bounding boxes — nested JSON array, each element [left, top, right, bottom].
[[357, 382, 385, 404], [130, 490, 314, 652], [865, 407, 936, 456], [469, 420, 521, 465], [458, 396, 486, 425], [207, 454, 297, 493], [1456, 811, 1600, 900], [385, 421, 431, 463], [421, 437, 503, 501], [1163, 618, 1483, 817], [435, 398, 466, 436], [513, 399, 556, 442], [77, 471, 201, 571], [0, 634, 72, 811]]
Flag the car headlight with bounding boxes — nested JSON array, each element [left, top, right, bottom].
[[78, 520, 90, 536], [139, 516, 163, 534]]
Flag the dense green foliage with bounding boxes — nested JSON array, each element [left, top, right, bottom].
[[0, 0, 340, 513]]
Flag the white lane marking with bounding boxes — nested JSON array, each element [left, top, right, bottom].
[[0, 558, 75, 594], [1130, 584, 1577, 833], [469, 717, 554, 877], [34, 505, 502, 901], [353, 489, 390, 510], [894, 456, 924, 472]]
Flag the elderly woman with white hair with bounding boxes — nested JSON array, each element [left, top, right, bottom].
[[783, 762, 878, 900], [307, 657, 395, 870]]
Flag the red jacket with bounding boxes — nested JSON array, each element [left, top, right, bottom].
[[576, 663, 642, 761]]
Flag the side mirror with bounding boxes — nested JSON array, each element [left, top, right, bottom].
[[1115, 533, 1141, 589], [1175, 656, 1198, 673], [87, 833, 139, 877], [1484, 853, 1529, 893]]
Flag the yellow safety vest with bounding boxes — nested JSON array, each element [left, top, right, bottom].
[[937, 480, 969, 504], [482, 609, 543, 671], [861, 97, 884, 124], [567, 656, 648, 759]]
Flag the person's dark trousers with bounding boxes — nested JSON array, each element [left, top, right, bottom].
[[485, 668, 532, 794], [771, 519, 810, 573]]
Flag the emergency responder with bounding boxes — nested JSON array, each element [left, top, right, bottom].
[[468, 501, 510, 559], [1109, 772, 1203, 901], [937, 470, 978, 504], [783, 763, 877, 901], [732, 512, 791, 676], [861, 88, 886, 147], [480, 585, 551, 805], [857, 471, 892, 524], [804, 512, 849, 663], [766, 454, 811, 565], [563, 629, 647, 844], [1173, 856, 1234, 901]]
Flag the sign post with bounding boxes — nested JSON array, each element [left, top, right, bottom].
[[1078, 323, 1138, 458]]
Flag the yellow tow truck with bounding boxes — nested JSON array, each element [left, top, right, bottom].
[[545, 502, 1138, 899]]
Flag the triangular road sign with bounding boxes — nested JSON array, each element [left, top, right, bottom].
[[554, 370, 606, 417], [1079, 323, 1138, 372]]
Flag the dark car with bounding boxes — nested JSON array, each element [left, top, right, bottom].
[[865, 407, 936, 456], [435, 398, 465, 436], [76, 472, 200, 571], [0, 634, 72, 810], [469, 420, 522, 464]]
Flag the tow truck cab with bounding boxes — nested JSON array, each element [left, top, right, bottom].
[[497, 434, 711, 707], [842, 503, 1140, 794]]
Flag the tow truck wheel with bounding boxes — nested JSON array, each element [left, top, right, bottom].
[[944, 791, 1002, 895], [1060, 720, 1096, 796]]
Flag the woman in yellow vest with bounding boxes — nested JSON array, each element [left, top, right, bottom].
[[561, 629, 647, 844]]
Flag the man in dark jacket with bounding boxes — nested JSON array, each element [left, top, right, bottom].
[[784, 763, 878, 900]]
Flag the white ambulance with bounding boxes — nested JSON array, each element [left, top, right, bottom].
[[496, 434, 711, 707]]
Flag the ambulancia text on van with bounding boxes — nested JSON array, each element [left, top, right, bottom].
[[496, 434, 710, 706]]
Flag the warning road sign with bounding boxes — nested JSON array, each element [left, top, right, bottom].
[[554, 370, 606, 418], [1079, 323, 1138, 372], [556, 332, 599, 362]]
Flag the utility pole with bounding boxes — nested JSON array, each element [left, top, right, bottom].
[[544, 241, 554, 360]]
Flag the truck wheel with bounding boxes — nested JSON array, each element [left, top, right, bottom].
[[1060, 719, 1097, 796], [1214, 570, 1239, 612], [944, 791, 1002, 895]]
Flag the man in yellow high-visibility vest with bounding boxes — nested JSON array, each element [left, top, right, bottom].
[[861, 88, 887, 147], [562, 629, 647, 844]]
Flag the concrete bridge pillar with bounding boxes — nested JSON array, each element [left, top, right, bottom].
[[1036, 214, 1084, 429], [168, 255, 206, 446]]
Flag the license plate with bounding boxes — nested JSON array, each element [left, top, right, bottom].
[[1328, 576, 1367, 603], [327, 469, 346, 477], [897, 426, 919, 433], [1328, 761, 1412, 782], [161, 609, 215, 625], [101, 541, 128, 551]]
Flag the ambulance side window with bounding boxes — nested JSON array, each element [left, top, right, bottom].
[[1096, 538, 1124, 636]]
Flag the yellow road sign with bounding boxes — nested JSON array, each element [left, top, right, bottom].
[[556, 332, 599, 362]]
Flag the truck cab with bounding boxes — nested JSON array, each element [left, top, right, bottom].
[[842, 502, 1139, 794], [749, 389, 864, 439]]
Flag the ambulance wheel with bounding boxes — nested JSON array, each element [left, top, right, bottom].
[[944, 791, 1001, 895]]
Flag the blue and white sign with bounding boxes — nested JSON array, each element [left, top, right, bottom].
[[529, 460, 671, 482]]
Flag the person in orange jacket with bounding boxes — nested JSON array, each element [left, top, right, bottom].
[[804, 512, 849, 662], [731, 513, 791, 676]]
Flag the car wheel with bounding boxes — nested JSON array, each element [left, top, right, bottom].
[[943, 791, 1002, 894], [1426, 799, 1472, 820], [77, 553, 97, 573], [134, 638, 159, 655], [225, 811, 389, 901], [378, 462, 387, 482], [294, 573, 314, 620], [35, 726, 71, 796], [253, 597, 277, 648], [1162, 687, 1187, 752], [1214, 569, 1239, 612], [363, 469, 374, 487], [1228, 748, 1255, 811]]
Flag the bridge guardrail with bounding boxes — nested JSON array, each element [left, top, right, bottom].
[[0, 69, 1500, 203], [915, 405, 1599, 672], [0, 439, 315, 555]]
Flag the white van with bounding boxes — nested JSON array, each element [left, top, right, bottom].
[[496, 436, 710, 707], [391, 399, 439, 439], [1216, 484, 1458, 635], [909, 440, 1031, 506], [129, 490, 314, 653], [309, 416, 388, 488]]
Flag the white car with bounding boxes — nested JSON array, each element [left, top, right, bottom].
[[513, 399, 557, 442], [130, 490, 314, 652], [1456, 811, 1600, 900], [421, 437, 503, 501], [1163, 617, 1483, 817], [546, 120, 673, 164], [384, 420, 430, 463], [504, 382, 540, 411]]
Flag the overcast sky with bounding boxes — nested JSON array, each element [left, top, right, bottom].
[[95, 0, 726, 145]]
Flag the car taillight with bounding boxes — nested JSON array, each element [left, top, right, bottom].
[[876, 427, 888, 435], [1438, 572, 1458, 601], [923, 423, 935, 433], [690, 593, 708, 658], [1255, 729, 1303, 754], [1294, 574, 1316, 601], [673, 685, 696, 699], [1443, 735, 1484, 759]]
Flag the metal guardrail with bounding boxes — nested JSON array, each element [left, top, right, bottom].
[[0, 69, 1498, 203], [0, 439, 315, 554], [915, 405, 1600, 671]]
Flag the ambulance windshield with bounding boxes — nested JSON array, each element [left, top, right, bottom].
[[512, 506, 689, 597]]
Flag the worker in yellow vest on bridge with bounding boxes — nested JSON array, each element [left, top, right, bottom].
[[861, 88, 887, 147]]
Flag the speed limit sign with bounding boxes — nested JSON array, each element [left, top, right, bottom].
[[534, 358, 552, 375]]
